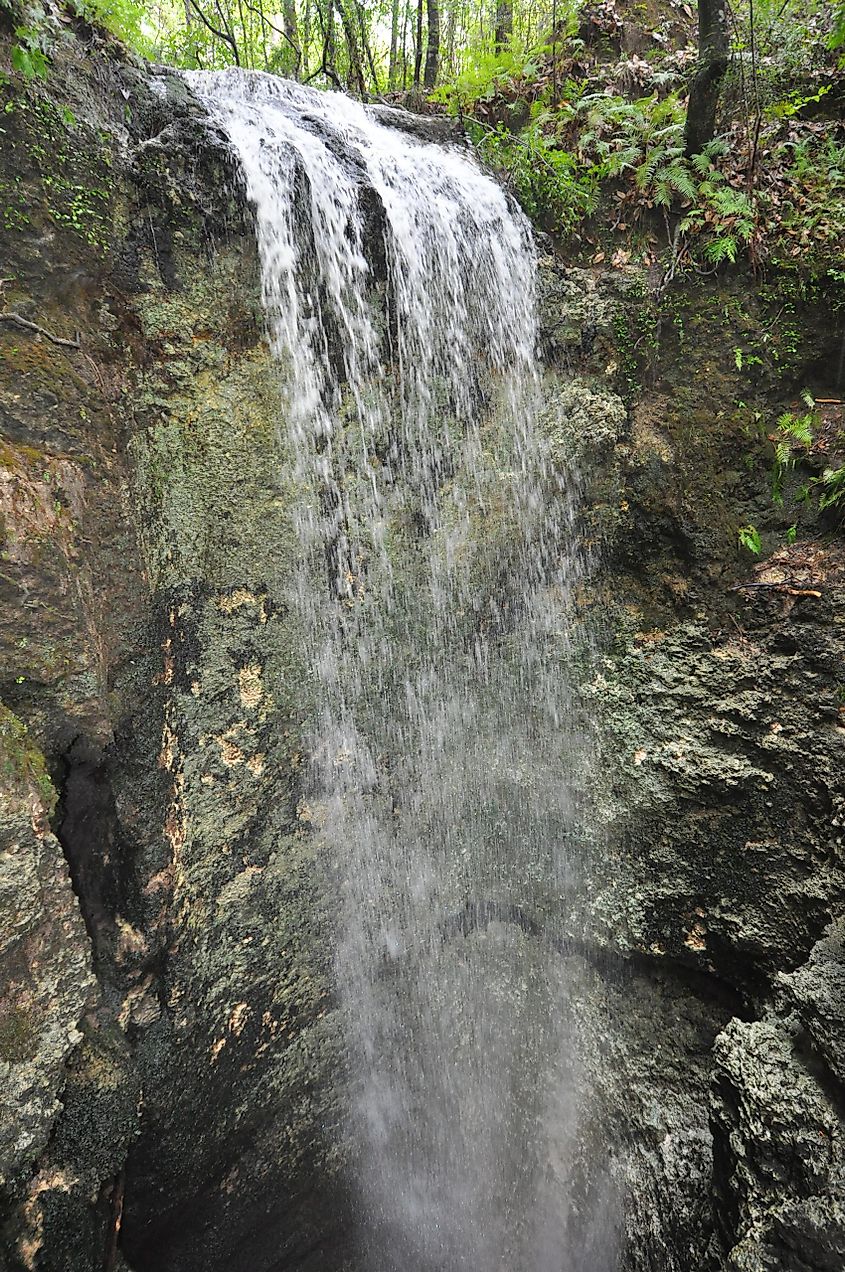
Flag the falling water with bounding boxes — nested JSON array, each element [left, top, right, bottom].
[[186, 69, 618, 1272]]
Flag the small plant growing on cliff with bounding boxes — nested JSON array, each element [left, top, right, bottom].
[[817, 463, 845, 511], [770, 393, 818, 504], [474, 118, 599, 234], [738, 524, 762, 554], [10, 26, 49, 80]]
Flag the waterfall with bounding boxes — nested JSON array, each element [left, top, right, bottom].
[[186, 69, 618, 1272]]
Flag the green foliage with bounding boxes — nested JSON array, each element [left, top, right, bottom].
[[767, 84, 832, 118], [473, 89, 761, 253], [70, 0, 151, 50], [767, 134, 845, 275], [678, 178, 756, 265], [761, 388, 845, 523], [424, 1, 844, 275], [829, 1, 845, 49], [817, 464, 845, 510], [0, 704, 56, 811], [431, 41, 548, 115], [734, 346, 763, 370], [474, 114, 598, 234], [467, 65, 831, 269], [777, 406, 815, 448], [11, 26, 49, 80], [571, 91, 694, 210], [0, 92, 112, 248], [5, 0, 151, 82], [738, 524, 762, 554], [770, 398, 817, 503]]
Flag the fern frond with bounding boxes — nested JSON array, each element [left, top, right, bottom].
[[818, 465, 845, 510], [653, 178, 672, 205], [635, 152, 665, 187], [665, 163, 697, 200], [711, 188, 753, 218], [609, 143, 641, 166], [705, 234, 738, 264]]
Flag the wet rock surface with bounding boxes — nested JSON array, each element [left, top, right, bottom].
[[0, 708, 96, 1198], [0, 33, 346, 1272], [0, 28, 844, 1272], [545, 252, 845, 1269], [710, 1015, 845, 1271]]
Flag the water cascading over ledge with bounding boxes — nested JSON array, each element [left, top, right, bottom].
[[4, 42, 843, 1272], [185, 69, 618, 1271]]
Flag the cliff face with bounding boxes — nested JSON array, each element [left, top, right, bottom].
[[0, 40, 348, 1271], [544, 261, 845, 1269], [0, 30, 843, 1272]]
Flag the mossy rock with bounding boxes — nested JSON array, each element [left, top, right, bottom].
[[0, 1003, 38, 1063], [0, 703, 56, 811]]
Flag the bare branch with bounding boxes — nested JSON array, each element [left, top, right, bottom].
[[0, 312, 80, 349], [187, 0, 241, 64]]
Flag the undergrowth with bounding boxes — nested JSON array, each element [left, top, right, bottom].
[[433, 2, 845, 285]]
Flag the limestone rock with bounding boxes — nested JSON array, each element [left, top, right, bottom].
[[710, 1016, 845, 1271], [0, 707, 96, 1199]]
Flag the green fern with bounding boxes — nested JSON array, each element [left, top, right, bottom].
[[770, 404, 818, 505], [711, 188, 753, 219], [705, 235, 738, 264], [691, 151, 714, 177], [605, 144, 641, 174], [738, 524, 762, 554], [776, 409, 814, 447], [817, 465, 845, 510], [663, 162, 697, 200]]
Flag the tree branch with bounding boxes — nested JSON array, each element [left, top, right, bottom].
[[0, 312, 80, 349], [305, 1, 343, 89], [187, 0, 241, 64], [242, 0, 301, 70]]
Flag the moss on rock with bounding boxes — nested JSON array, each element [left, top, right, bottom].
[[0, 703, 56, 812]]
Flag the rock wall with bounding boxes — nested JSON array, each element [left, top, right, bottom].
[[1, 25, 844, 1272], [0, 36, 348, 1272], [541, 258, 845, 1269]]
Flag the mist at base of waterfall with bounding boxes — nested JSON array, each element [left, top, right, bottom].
[[351, 926, 621, 1272]]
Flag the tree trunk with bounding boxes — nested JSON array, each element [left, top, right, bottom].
[[388, 0, 400, 88], [283, 0, 301, 75], [423, 0, 439, 87], [494, 0, 512, 51], [355, 0, 381, 92], [315, 0, 339, 86], [413, 0, 423, 87], [337, 0, 367, 94], [444, 5, 455, 80], [684, 0, 729, 156], [326, 0, 335, 70], [303, 0, 312, 73], [401, 0, 409, 87]]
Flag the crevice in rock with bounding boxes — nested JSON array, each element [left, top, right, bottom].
[[52, 736, 127, 974], [793, 1025, 845, 1122]]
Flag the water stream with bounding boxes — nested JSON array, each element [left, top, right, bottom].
[[186, 69, 618, 1272]]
